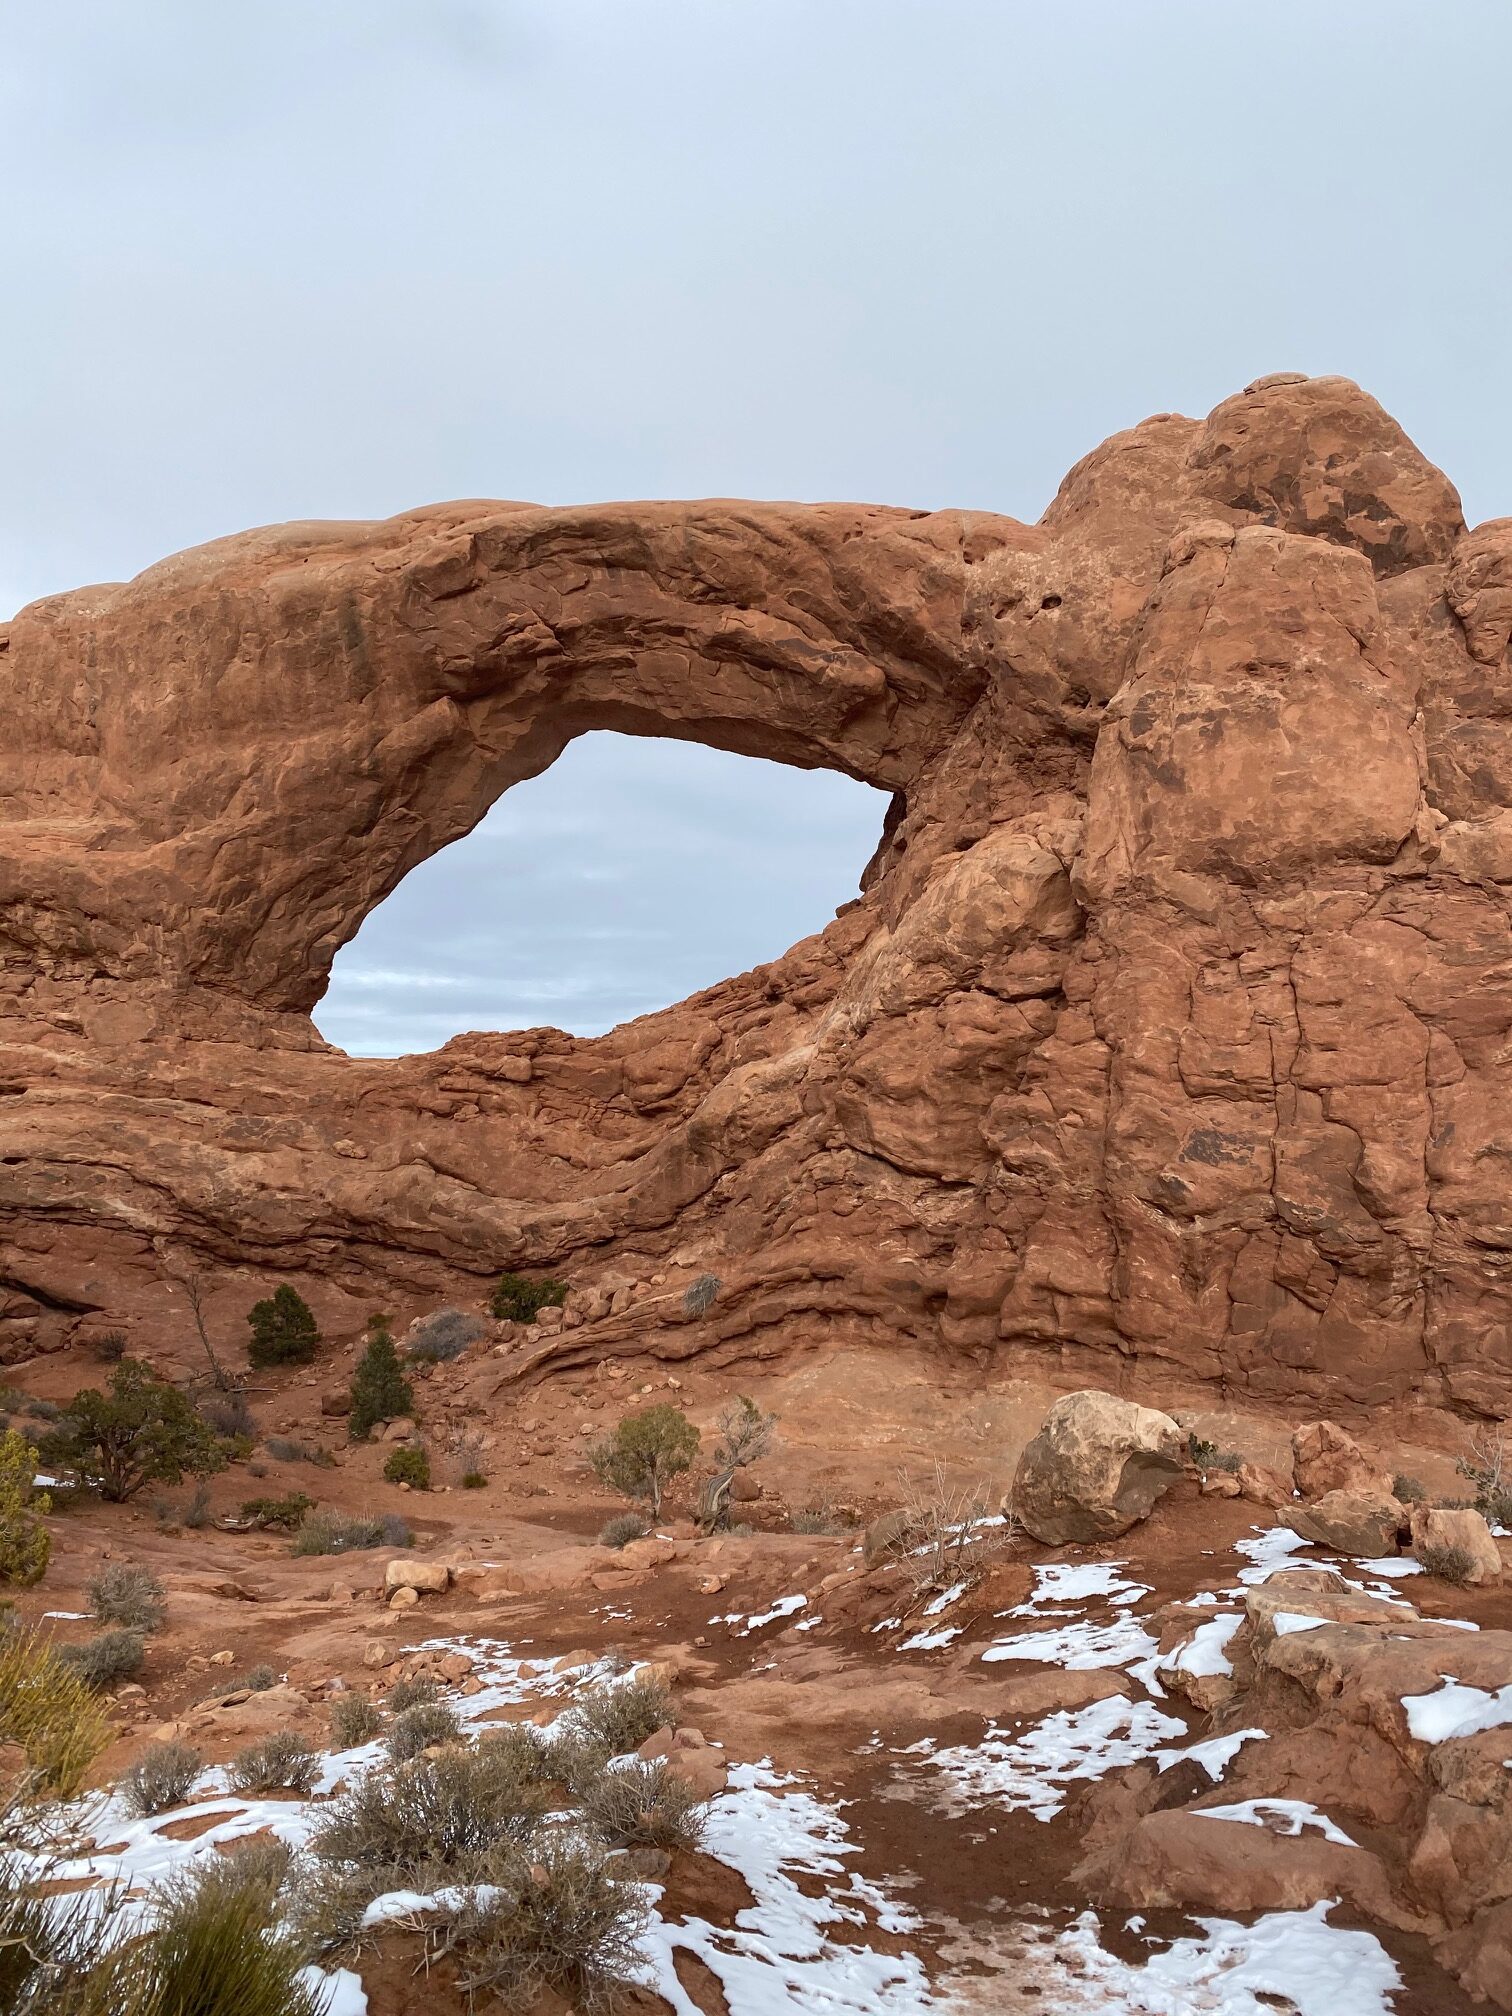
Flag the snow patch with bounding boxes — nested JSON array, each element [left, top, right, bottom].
[[1194, 1798, 1356, 1847], [902, 1693, 1186, 1822], [1402, 1676, 1512, 1744]]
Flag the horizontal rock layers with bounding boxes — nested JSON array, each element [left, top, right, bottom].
[[5, 372, 1512, 1410]]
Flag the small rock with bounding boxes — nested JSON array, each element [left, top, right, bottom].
[[384, 1417, 417, 1443], [362, 1640, 399, 1669], [209, 1649, 235, 1667], [389, 1586, 420, 1609]]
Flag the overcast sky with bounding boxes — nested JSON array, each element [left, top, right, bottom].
[[6, 3, 1510, 1053]]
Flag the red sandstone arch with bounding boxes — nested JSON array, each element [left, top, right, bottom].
[[7, 373, 1512, 1419]]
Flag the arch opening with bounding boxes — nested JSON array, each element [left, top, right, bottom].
[[313, 730, 891, 1057]]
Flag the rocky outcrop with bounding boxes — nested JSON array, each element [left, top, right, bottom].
[[6, 372, 1512, 1410], [1011, 1390, 1186, 1543]]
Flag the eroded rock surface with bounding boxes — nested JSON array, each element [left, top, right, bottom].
[[6, 372, 1512, 1410]]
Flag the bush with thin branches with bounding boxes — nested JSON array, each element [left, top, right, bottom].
[[887, 1462, 1014, 1603], [227, 1731, 319, 1795], [385, 1700, 462, 1762], [88, 1562, 166, 1633], [329, 1692, 383, 1749], [57, 1628, 145, 1691], [438, 1830, 649, 2012], [579, 1757, 706, 1852], [122, 1739, 203, 1817]]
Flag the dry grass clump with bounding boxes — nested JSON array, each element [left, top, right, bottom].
[[579, 1757, 706, 1853], [598, 1512, 650, 1549], [227, 1731, 320, 1795], [88, 1556, 166, 1636], [385, 1700, 463, 1763], [122, 1739, 203, 1817], [1419, 1540, 1478, 1586], [385, 1674, 440, 1713], [436, 1830, 650, 2013], [56, 1627, 145, 1691], [290, 1509, 411, 1555], [329, 1692, 382, 1748], [571, 1675, 672, 1757]]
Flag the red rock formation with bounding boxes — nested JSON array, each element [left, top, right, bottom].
[[4, 372, 1512, 1412]]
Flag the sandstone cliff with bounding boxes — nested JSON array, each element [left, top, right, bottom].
[[5, 372, 1512, 1412]]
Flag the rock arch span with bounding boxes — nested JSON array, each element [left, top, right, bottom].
[[4, 372, 1512, 1418]]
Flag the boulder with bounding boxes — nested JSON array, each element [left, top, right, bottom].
[[1011, 1390, 1186, 1544], [384, 1557, 450, 1595], [1411, 1505, 1503, 1586], [1292, 1420, 1381, 1500], [1283, 1489, 1405, 1559], [862, 1508, 915, 1567]]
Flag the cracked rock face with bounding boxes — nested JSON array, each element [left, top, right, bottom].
[[4, 372, 1512, 1409]]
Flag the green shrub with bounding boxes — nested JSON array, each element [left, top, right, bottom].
[[1394, 1472, 1427, 1503], [590, 1405, 698, 1517], [290, 1508, 411, 1555], [103, 1851, 321, 2016], [38, 1359, 224, 1503], [347, 1324, 413, 1440], [599, 1512, 651, 1549], [461, 1470, 487, 1489], [791, 1506, 852, 1535], [386, 1675, 440, 1713], [238, 1663, 278, 1693], [580, 1756, 707, 1852], [385, 1700, 462, 1762], [122, 1739, 203, 1817], [489, 1272, 568, 1324], [0, 1429, 50, 1588], [57, 1627, 145, 1690], [383, 1444, 431, 1489], [227, 1731, 319, 1794], [246, 1285, 321, 1369], [0, 1624, 110, 1794], [440, 1831, 649, 2011], [91, 1328, 129, 1362], [240, 1492, 314, 1530], [329, 1692, 382, 1748], [182, 1480, 213, 1529]]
